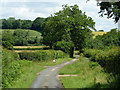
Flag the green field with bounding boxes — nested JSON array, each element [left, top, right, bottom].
[[1, 29, 42, 39]]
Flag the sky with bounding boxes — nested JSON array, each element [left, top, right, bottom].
[[0, 0, 119, 32]]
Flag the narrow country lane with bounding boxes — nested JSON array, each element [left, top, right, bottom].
[[30, 54, 80, 89]]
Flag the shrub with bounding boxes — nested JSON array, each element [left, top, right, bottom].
[[83, 47, 120, 74], [2, 49, 32, 88], [54, 40, 74, 57], [2, 41, 13, 50], [89, 62, 99, 69], [18, 50, 69, 61], [83, 47, 120, 87]]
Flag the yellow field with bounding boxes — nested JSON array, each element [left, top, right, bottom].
[[13, 46, 49, 49], [14, 50, 40, 53], [92, 31, 107, 38]]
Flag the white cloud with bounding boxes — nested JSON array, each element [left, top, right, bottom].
[[0, 0, 118, 31], [4, 6, 48, 20]]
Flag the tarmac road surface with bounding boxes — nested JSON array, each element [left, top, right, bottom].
[[30, 54, 80, 89]]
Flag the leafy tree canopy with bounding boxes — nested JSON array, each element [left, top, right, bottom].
[[31, 17, 45, 32], [42, 4, 95, 55], [87, 0, 120, 23]]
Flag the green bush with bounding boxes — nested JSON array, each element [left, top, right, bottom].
[[54, 40, 74, 56], [83, 47, 120, 74], [2, 49, 32, 88], [2, 41, 13, 50], [85, 29, 120, 50], [89, 62, 99, 69], [83, 47, 120, 87], [18, 50, 69, 61], [2, 31, 14, 49]]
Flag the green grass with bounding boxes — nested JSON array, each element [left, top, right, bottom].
[[58, 57, 110, 88], [9, 62, 46, 88], [9, 58, 72, 88], [38, 58, 73, 66]]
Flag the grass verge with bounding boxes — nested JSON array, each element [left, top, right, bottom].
[[9, 58, 72, 88], [58, 56, 110, 88], [9, 62, 46, 88]]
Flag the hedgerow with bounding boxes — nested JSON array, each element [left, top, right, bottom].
[[18, 50, 69, 61], [2, 49, 32, 88], [84, 47, 120, 74], [83, 47, 120, 87]]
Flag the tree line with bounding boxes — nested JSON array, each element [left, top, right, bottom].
[[1, 17, 45, 32]]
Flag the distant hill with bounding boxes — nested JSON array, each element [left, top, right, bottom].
[[1, 29, 42, 39], [92, 31, 107, 38]]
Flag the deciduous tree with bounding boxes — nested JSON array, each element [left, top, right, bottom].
[[42, 4, 95, 56]]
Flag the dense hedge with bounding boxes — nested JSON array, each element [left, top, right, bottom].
[[83, 47, 120, 87], [2, 49, 32, 88], [18, 50, 69, 61], [83, 47, 120, 74]]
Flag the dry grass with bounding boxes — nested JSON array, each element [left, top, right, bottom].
[[13, 46, 49, 49], [14, 50, 41, 53], [92, 31, 107, 38]]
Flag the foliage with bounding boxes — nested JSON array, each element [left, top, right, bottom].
[[31, 17, 45, 32], [87, 0, 120, 23], [98, 30, 104, 32], [42, 4, 95, 56], [18, 50, 69, 61], [2, 49, 33, 88], [12, 19, 21, 29], [1, 17, 45, 31], [2, 49, 70, 88], [54, 39, 74, 57], [83, 47, 120, 87], [21, 20, 33, 29], [2, 17, 15, 29], [2, 41, 13, 50], [2, 29, 43, 46], [85, 28, 120, 49], [13, 30, 29, 46], [2, 31, 14, 49]]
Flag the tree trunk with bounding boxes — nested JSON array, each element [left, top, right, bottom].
[[50, 45, 52, 49], [70, 46, 74, 58]]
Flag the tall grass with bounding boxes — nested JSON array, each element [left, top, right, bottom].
[[58, 57, 109, 88]]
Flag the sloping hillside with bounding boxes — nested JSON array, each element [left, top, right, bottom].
[[1, 29, 42, 39]]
